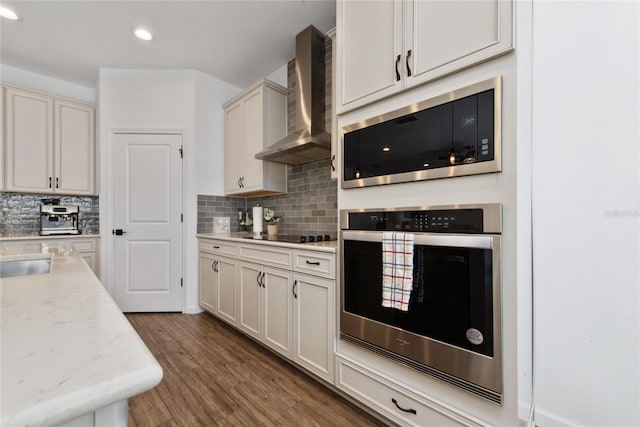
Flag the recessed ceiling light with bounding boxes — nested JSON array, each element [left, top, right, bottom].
[[133, 28, 153, 41], [382, 146, 390, 152], [0, 6, 19, 20]]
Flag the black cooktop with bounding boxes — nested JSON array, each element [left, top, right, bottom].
[[243, 233, 335, 244]]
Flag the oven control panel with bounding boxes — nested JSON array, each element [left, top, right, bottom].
[[347, 208, 484, 233]]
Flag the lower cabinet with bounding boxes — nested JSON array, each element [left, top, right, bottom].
[[336, 356, 481, 427], [239, 262, 293, 358], [293, 273, 334, 380], [198, 237, 336, 383]]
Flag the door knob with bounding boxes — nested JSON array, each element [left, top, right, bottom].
[[112, 229, 127, 236]]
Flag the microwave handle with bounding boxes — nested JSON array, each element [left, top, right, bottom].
[[341, 230, 496, 250]]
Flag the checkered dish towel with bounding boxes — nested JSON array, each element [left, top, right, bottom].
[[382, 232, 414, 311]]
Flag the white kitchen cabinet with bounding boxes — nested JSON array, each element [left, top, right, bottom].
[[238, 261, 294, 358], [223, 79, 288, 197], [329, 30, 338, 181], [336, 356, 479, 427], [4, 87, 95, 195], [199, 239, 239, 325], [199, 251, 218, 314], [293, 273, 335, 381], [336, 0, 513, 113], [1, 86, 4, 191]]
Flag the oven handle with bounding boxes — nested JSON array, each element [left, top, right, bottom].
[[341, 230, 496, 249]]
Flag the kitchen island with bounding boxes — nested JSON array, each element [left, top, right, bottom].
[[0, 241, 162, 427]]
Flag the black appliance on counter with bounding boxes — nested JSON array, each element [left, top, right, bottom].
[[340, 203, 502, 404], [243, 233, 336, 244], [40, 201, 80, 235], [342, 76, 501, 188]]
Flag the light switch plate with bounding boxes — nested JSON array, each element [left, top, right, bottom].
[[213, 217, 230, 233]]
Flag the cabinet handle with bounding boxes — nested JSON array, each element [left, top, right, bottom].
[[213, 245, 220, 249], [331, 155, 335, 172], [238, 177, 242, 188], [241, 177, 245, 188], [292, 280, 298, 299], [391, 398, 417, 415], [406, 50, 412, 77], [305, 260, 320, 266], [395, 54, 401, 81], [257, 271, 266, 288], [56, 177, 60, 189], [49, 177, 53, 188], [214, 260, 219, 273]]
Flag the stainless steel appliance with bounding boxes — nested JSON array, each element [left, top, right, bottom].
[[243, 233, 336, 244], [40, 203, 80, 235], [342, 76, 502, 188], [340, 203, 502, 404], [254, 25, 331, 165]]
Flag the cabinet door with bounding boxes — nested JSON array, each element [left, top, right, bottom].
[[1, 87, 4, 190], [238, 262, 262, 340], [406, 0, 513, 88], [240, 88, 265, 192], [5, 87, 54, 193], [263, 266, 293, 358], [217, 257, 238, 325], [337, 0, 403, 113], [54, 100, 95, 195], [199, 252, 217, 314], [294, 274, 335, 381], [224, 101, 244, 194]]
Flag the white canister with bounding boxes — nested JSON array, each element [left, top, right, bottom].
[[252, 205, 264, 235]]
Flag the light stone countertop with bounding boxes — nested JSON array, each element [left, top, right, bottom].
[[0, 234, 100, 242], [197, 232, 338, 253], [0, 241, 162, 426]]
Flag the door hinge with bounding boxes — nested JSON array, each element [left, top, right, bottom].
[[180, 278, 183, 287], [181, 213, 183, 223], [179, 145, 183, 159]]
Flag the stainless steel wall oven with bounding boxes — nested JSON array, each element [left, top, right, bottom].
[[342, 76, 501, 188], [340, 204, 502, 404]]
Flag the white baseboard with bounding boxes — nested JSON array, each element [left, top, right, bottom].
[[183, 305, 204, 314]]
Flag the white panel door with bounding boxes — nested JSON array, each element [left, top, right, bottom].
[[113, 133, 183, 312]]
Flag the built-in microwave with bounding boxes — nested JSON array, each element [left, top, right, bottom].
[[342, 76, 501, 188]]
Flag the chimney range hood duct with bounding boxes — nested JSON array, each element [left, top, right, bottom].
[[255, 25, 331, 165]]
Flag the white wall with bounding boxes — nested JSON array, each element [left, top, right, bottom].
[[98, 69, 240, 314], [1, 64, 96, 104], [531, 1, 640, 426]]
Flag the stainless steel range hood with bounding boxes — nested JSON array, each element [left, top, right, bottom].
[[255, 26, 331, 165]]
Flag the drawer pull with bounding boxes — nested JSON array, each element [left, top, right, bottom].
[[213, 245, 220, 249], [292, 280, 298, 299], [391, 398, 417, 415], [305, 260, 320, 266]]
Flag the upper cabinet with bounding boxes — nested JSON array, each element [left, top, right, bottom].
[[4, 87, 96, 195], [336, 0, 513, 113], [224, 79, 288, 197]]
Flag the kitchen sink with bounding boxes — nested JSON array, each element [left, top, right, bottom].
[[0, 257, 52, 278]]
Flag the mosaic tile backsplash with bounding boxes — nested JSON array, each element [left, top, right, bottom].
[[0, 193, 100, 237]]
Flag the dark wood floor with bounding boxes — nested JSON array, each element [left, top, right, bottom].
[[126, 312, 387, 426]]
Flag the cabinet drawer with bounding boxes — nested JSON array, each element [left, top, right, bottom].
[[239, 244, 292, 269], [71, 239, 96, 252], [293, 250, 335, 279], [336, 357, 474, 427], [199, 239, 238, 256]]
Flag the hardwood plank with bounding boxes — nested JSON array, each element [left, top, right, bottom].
[[127, 312, 387, 426]]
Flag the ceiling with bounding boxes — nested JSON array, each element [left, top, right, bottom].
[[0, 0, 336, 89]]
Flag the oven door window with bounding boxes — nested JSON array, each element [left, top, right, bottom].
[[343, 239, 494, 357]]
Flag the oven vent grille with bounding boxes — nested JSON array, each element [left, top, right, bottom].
[[341, 334, 503, 406]]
